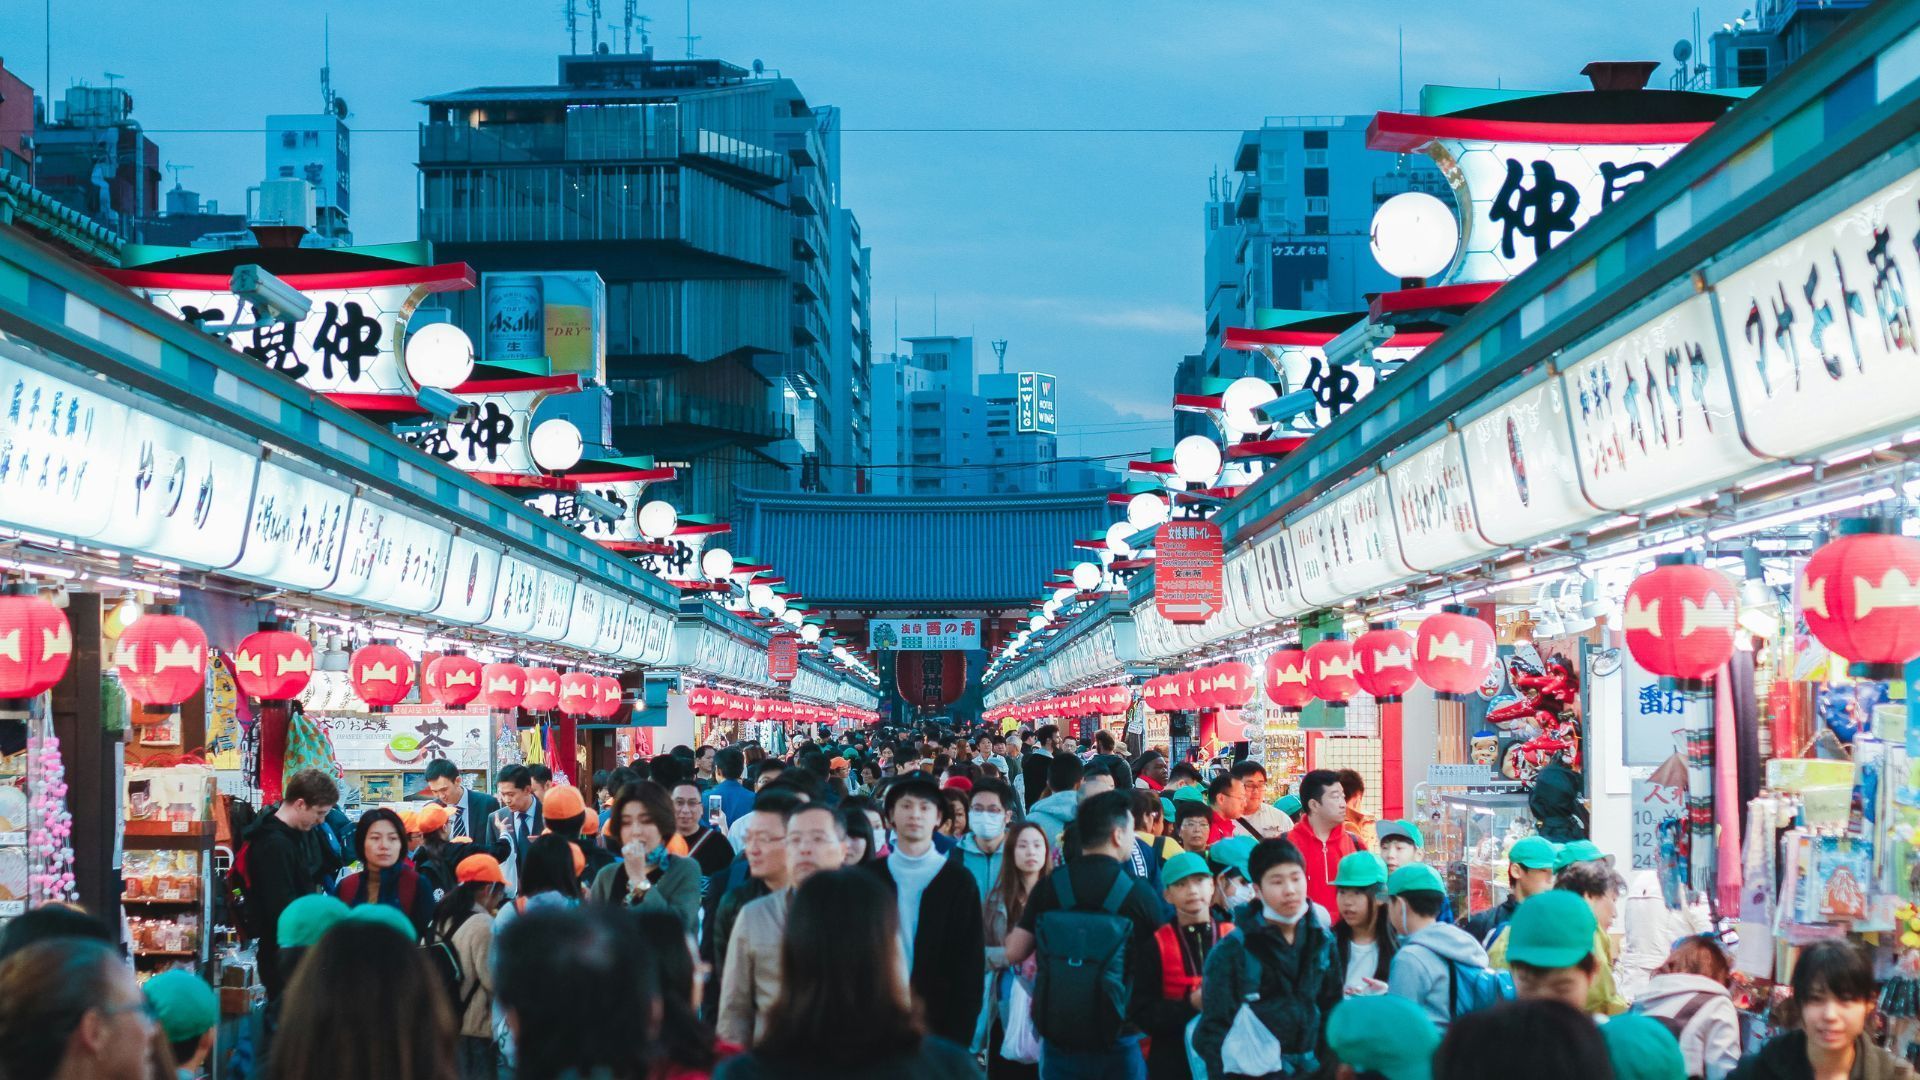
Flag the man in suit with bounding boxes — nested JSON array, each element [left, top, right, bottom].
[[423, 758, 501, 848], [492, 763, 545, 881]]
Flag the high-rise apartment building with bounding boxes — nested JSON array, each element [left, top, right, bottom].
[[265, 112, 351, 244]]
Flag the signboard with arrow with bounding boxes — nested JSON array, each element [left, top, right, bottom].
[[1156, 520, 1224, 624]]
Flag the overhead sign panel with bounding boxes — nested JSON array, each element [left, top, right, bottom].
[[868, 619, 982, 652], [1460, 375, 1595, 547], [1016, 372, 1057, 434], [1156, 520, 1224, 623]]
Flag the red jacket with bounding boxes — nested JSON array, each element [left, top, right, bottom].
[[1286, 818, 1359, 915]]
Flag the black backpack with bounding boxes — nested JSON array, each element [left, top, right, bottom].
[[422, 919, 479, 1019], [1032, 870, 1135, 1052]]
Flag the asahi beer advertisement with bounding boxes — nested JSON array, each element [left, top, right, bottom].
[[482, 271, 606, 383]]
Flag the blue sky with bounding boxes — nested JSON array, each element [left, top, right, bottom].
[[9, 0, 1706, 465]]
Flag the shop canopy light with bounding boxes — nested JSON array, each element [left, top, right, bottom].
[[1705, 488, 1896, 542]]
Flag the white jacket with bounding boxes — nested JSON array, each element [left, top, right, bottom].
[[1630, 973, 1741, 1080]]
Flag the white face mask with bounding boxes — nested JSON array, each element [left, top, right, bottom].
[[1263, 901, 1307, 926], [971, 811, 1007, 841], [1226, 883, 1257, 908]]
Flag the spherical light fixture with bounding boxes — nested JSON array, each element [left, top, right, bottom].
[[1053, 587, 1075, 605], [701, 548, 735, 580], [800, 624, 822, 644], [1369, 191, 1459, 280], [747, 583, 774, 609], [767, 594, 789, 617], [404, 323, 476, 390], [637, 500, 679, 540], [1221, 377, 1280, 435], [1173, 435, 1223, 487], [1029, 614, 1047, 632], [1071, 562, 1101, 591], [528, 418, 585, 473], [1105, 521, 1136, 557], [1127, 493, 1169, 531]]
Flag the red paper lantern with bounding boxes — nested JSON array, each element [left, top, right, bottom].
[[232, 626, 313, 703], [349, 642, 415, 711], [1306, 638, 1358, 705], [1186, 667, 1217, 711], [591, 675, 623, 718], [423, 652, 484, 708], [114, 607, 208, 711], [1354, 623, 1418, 703], [558, 672, 597, 717], [0, 590, 73, 712], [1415, 606, 1496, 700], [897, 650, 966, 709], [1802, 518, 1920, 679], [1624, 554, 1739, 689], [521, 667, 562, 712], [1264, 646, 1313, 712], [1215, 661, 1257, 708], [479, 663, 526, 710]]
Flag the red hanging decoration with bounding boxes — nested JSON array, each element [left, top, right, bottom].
[[349, 641, 415, 712], [689, 686, 715, 716], [232, 625, 313, 703], [1802, 518, 1920, 679], [1354, 622, 1418, 703], [423, 652, 484, 708], [0, 589, 72, 714], [897, 650, 965, 709], [479, 662, 526, 710], [1306, 637, 1358, 705], [1264, 646, 1313, 712], [1624, 554, 1739, 690], [1415, 605, 1496, 700], [557, 672, 597, 717], [590, 675, 623, 719], [521, 667, 562, 713], [114, 607, 208, 712], [1215, 661, 1257, 708]]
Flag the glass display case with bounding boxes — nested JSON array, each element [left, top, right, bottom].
[[1420, 789, 1534, 920]]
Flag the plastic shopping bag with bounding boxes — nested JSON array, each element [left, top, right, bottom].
[[1220, 1002, 1284, 1077], [1000, 976, 1041, 1064]]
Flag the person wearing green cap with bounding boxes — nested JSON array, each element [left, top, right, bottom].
[[1144, 852, 1233, 1080], [1328, 994, 1439, 1080], [1498, 890, 1601, 1011], [1275, 794, 1303, 818], [1602, 1014, 1688, 1080], [1385, 863, 1499, 1028], [1331, 851, 1397, 995], [340, 899, 419, 942], [1376, 820, 1453, 925], [1461, 835, 1560, 949], [143, 970, 220, 1079], [1491, 862, 1627, 1017], [1207, 836, 1258, 924]]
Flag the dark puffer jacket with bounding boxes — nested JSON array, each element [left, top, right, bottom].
[[1193, 903, 1342, 1079], [1727, 1031, 1916, 1080]]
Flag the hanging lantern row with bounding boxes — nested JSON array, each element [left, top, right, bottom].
[[688, 685, 872, 726], [1353, 622, 1417, 703]]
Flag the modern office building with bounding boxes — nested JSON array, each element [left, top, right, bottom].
[[416, 48, 868, 516], [31, 83, 162, 241], [265, 111, 351, 244], [980, 371, 1057, 494], [0, 60, 33, 180]]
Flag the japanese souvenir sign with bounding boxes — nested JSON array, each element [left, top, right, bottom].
[[1385, 431, 1496, 573], [1460, 375, 1595, 547], [868, 619, 982, 652]]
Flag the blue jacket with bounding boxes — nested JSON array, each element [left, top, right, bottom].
[[712, 779, 755, 829]]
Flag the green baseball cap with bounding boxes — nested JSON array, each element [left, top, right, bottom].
[[1327, 995, 1438, 1080], [1162, 851, 1212, 886], [1376, 819, 1424, 848], [1208, 836, 1256, 879], [1275, 794, 1302, 816], [1386, 862, 1446, 896], [142, 970, 219, 1043], [1159, 796, 1176, 823], [1601, 1014, 1688, 1080], [1332, 851, 1388, 889], [1505, 890, 1598, 968], [277, 894, 350, 949], [1170, 784, 1208, 804], [341, 902, 417, 941], [1553, 839, 1608, 871], [1508, 836, 1560, 870]]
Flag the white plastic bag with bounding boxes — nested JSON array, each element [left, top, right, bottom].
[[1000, 977, 1041, 1064], [1220, 1001, 1284, 1077]]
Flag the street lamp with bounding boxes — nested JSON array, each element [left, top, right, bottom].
[[1369, 191, 1459, 281], [1173, 435, 1222, 487]]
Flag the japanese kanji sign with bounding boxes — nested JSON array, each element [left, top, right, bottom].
[[768, 635, 799, 682], [1156, 520, 1224, 624], [867, 619, 981, 652]]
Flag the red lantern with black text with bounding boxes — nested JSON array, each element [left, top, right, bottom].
[[521, 667, 562, 713], [1802, 518, 1920, 679], [558, 672, 597, 717], [480, 663, 526, 710], [114, 606, 208, 712], [1354, 623, 1418, 703], [349, 641, 415, 712], [1624, 554, 1738, 690], [0, 589, 71, 714], [233, 625, 313, 703], [423, 652, 484, 708], [1306, 638, 1358, 706], [1415, 606, 1496, 700], [1264, 646, 1313, 712]]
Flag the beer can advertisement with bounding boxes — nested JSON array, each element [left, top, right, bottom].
[[482, 271, 606, 381]]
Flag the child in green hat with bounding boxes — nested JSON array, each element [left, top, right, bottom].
[[143, 969, 219, 1079], [1331, 851, 1396, 996], [1146, 852, 1233, 1080]]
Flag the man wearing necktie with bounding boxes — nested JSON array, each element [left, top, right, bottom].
[[424, 759, 501, 848], [492, 763, 545, 880]]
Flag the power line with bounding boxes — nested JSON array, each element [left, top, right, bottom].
[[0, 125, 1247, 136]]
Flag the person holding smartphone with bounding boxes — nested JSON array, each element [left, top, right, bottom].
[[672, 781, 737, 886]]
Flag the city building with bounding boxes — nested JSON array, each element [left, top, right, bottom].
[[979, 371, 1057, 494], [820, 205, 872, 491], [1671, 0, 1871, 89], [31, 83, 162, 240], [0, 59, 33, 180], [265, 110, 351, 244], [416, 47, 868, 517], [1198, 115, 1446, 382], [132, 182, 246, 248]]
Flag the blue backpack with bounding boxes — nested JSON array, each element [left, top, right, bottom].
[[1407, 941, 1513, 1019]]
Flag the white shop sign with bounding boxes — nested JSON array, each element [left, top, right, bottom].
[[1289, 508, 1341, 607], [227, 458, 353, 590], [324, 710, 489, 773], [561, 585, 609, 651], [109, 411, 258, 567], [1254, 533, 1308, 619], [1561, 290, 1757, 510], [1460, 375, 1594, 547], [1321, 474, 1415, 598], [432, 534, 503, 625], [322, 499, 453, 613], [1386, 431, 1495, 573], [146, 281, 420, 396], [1717, 168, 1920, 460], [487, 556, 541, 634], [0, 349, 128, 539], [528, 567, 576, 641]]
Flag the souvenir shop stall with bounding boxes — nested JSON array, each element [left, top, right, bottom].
[[670, 601, 881, 753]]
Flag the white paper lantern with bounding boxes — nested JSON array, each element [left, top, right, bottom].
[[1174, 435, 1223, 487], [637, 500, 679, 540], [1127, 493, 1169, 531], [782, 609, 803, 626], [528, 418, 585, 473], [1369, 191, 1459, 280], [767, 594, 789, 617], [404, 323, 475, 390], [1221, 377, 1280, 435], [747, 583, 774, 609], [701, 548, 735, 580], [1028, 614, 1047, 632], [1071, 562, 1101, 591], [800, 623, 822, 643], [1105, 521, 1137, 557]]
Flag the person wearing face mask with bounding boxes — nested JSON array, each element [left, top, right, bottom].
[[1194, 838, 1342, 1080], [1209, 837, 1260, 920], [958, 779, 1016, 899], [1728, 940, 1913, 1080]]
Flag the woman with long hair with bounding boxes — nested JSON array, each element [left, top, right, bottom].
[[588, 782, 702, 928], [434, 855, 509, 1080], [336, 807, 436, 941], [633, 910, 737, 1079], [978, 820, 1050, 1079], [0, 937, 153, 1080], [269, 919, 457, 1080], [1631, 933, 1740, 1080], [837, 802, 879, 867], [1330, 852, 1397, 994], [716, 869, 979, 1078], [494, 833, 583, 935], [495, 907, 658, 1080]]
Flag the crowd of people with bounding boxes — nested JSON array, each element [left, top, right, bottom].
[[0, 721, 1905, 1080]]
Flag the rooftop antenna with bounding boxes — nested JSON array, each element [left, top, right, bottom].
[[321, 16, 335, 114], [566, 0, 578, 53], [1397, 24, 1405, 111], [102, 70, 121, 89], [589, 0, 602, 55], [893, 297, 899, 355], [165, 162, 189, 190], [991, 339, 1008, 375], [933, 292, 939, 335], [683, 0, 699, 58]]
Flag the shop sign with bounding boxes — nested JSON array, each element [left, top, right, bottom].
[[1386, 431, 1494, 573], [1718, 168, 1920, 460], [1261, 343, 1385, 434], [481, 271, 606, 382], [227, 458, 353, 590], [561, 586, 609, 651], [0, 350, 128, 539], [1253, 534, 1308, 619], [435, 383, 554, 477], [613, 603, 651, 662], [639, 607, 674, 665], [1631, 775, 1687, 872], [1562, 290, 1757, 510], [528, 568, 575, 640], [1289, 509, 1340, 607], [631, 531, 710, 581], [487, 555, 575, 637], [1015, 372, 1057, 434], [1460, 375, 1595, 546], [322, 500, 452, 613], [1622, 647, 1709, 766], [1156, 520, 1224, 623], [868, 619, 981, 651], [325, 709, 488, 772], [145, 279, 424, 396], [1318, 475, 1414, 598], [524, 479, 650, 542], [108, 411, 258, 566], [432, 534, 503, 625], [769, 636, 799, 681]]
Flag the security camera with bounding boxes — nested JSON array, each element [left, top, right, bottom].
[[1253, 389, 1317, 425], [229, 264, 312, 324], [576, 492, 623, 522], [415, 386, 477, 425]]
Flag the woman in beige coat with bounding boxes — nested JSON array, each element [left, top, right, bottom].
[[437, 853, 509, 1079]]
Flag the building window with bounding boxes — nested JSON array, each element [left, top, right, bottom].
[[1304, 168, 1328, 198], [1305, 215, 1328, 234], [1735, 46, 1770, 86], [1303, 131, 1328, 149], [278, 166, 295, 178], [1304, 196, 1328, 214], [1304, 149, 1327, 167]]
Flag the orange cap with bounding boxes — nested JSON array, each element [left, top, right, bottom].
[[541, 785, 587, 821], [568, 842, 586, 877], [398, 811, 418, 833], [414, 804, 449, 835], [578, 813, 599, 837], [455, 854, 506, 885], [666, 832, 690, 857]]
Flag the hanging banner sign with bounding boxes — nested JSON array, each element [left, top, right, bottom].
[[1317, 475, 1415, 599], [524, 479, 652, 542], [1289, 509, 1340, 608], [1718, 168, 1920, 460], [529, 567, 576, 641], [432, 534, 502, 625], [108, 410, 258, 567], [0, 348, 129, 539], [1386, 431, 1495, 573], [1622, 648, 1709, 766], [321, 499, 453, 613], [1562, 290, 1758, 510], [1460, 375, 1595, 547], [1156, 519, 1224, 623], [1631, 775, 1687, 872], [769, 636, 799, 682], [228, 458, 353, 591], [1253, 533, 1308, 620], [868, 619, 981, 652], [324, 709, 489, 772]]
